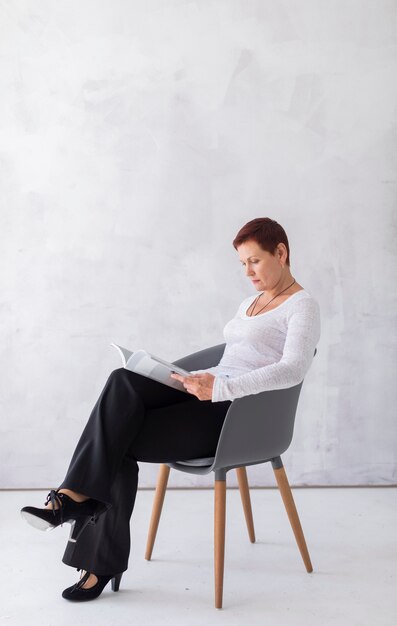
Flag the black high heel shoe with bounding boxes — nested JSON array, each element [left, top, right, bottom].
[[20, 489, 105, 543], [62, 569, 123, 601]]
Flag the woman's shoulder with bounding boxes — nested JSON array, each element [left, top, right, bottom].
[[286, 289, 320, 319], [291, 288, 319, 304]]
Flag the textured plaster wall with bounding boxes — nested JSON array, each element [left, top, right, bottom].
[[1, 0, 396, 489]]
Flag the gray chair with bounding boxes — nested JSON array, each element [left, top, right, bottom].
[[145, 343, 315, 609]]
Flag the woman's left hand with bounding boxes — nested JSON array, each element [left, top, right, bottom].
[[170, 372, 215, 401]]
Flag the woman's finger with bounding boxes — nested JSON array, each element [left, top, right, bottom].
[[170, 372, 184, 382]]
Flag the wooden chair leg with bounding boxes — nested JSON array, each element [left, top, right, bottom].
[[145, 464, 170, 561], [273, 465, 313, 573], [236, 467, 255, 543], [214, 479, 226, 609]]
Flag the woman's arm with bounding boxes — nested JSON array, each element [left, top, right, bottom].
[[211, 298, 321, 403]]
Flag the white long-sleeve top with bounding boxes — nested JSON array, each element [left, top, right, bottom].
[[191, 289, 321, 403]]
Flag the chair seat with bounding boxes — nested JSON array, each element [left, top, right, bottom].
[[176, 457, 215, 467]]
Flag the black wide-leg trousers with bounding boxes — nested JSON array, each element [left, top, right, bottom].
[[59, 368, 231, 576]]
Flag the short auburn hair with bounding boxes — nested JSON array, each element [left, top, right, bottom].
[[232, 217, 290, 267]]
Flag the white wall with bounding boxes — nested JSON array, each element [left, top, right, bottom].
[[1, 0, 396, 489]]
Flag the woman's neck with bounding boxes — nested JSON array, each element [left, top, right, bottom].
[[263, 271, 295, 299]]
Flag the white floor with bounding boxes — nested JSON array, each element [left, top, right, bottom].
[[0, 487, 396, 626]]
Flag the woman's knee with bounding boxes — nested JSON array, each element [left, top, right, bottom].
[[107, 367, 137, 388], [106, 368, 144, 411], [108, 367, 128, 380]]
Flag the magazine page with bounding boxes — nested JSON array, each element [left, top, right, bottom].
[[110, 343, 133, 366], [111, 345, 190, 393], [126, 350, 190, 392]]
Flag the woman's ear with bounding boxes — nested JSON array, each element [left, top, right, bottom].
[[276, 243, 286, 262]]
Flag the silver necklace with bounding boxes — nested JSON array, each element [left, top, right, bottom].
[[248, 279, 296, 317]]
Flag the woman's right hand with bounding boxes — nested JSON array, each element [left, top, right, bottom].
[[170, 372, 215, 401]]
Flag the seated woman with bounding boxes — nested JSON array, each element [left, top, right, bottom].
[[21, 216, 321, 602]]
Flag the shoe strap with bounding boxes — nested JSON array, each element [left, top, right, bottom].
[[44, 489, 66, 524], [74, 570, 91, 591]]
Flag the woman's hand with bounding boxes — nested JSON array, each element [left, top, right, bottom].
[[170, 372, 215, 401]]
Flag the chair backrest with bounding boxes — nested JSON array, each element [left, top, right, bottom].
[[172, 343, 226, 371], [173, 344, 316, 473], [212, 381, 303, 472]]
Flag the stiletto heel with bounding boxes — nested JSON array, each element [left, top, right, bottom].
[[111, 573, 122, 592], [68, 515, 95, 543]]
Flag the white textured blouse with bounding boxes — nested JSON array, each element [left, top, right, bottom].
[[191, 289, 321, 403]]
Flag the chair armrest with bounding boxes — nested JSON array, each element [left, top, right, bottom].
[[212, 382, 304, 472]]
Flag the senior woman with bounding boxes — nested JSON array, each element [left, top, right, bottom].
[[21, 217, 320, 601]]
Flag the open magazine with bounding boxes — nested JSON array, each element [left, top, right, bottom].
[[110, 343, 191, 393]]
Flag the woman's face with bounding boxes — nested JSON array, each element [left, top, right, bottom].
[[237, 239, 285, 292]]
